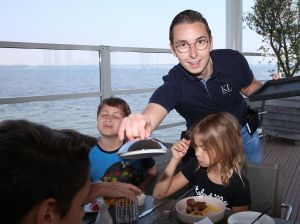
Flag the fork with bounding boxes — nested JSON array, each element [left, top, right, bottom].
[[163, 185, 196, 220]]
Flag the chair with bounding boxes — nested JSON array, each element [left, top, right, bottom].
[[244, 163, 293, 220]]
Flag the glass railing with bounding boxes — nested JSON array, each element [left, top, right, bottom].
[[0, 41, 276, 142]]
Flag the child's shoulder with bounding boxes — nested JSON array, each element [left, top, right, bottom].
[[230, 172, 249, 188], [90, 143, 120, 155]]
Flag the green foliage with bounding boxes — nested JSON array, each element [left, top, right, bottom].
[[244, 0, 300, 77]]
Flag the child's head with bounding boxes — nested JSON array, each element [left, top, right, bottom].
[[97, 97, 131, 118], [0, 119, 91, 224], [190, 112, 245, 183], [60, 128, 98, 148], [97, 97, 131, 136]]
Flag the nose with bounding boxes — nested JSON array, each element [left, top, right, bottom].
[[195, 147, 204, 157], [105, 115, 112, 121], [189, 43, 198, 58]]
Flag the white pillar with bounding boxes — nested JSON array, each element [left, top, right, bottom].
[[226, 0, 243, 51]]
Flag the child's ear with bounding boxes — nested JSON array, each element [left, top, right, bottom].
[[36, 198, 59, 224]]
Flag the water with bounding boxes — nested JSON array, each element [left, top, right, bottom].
[[0, 63, 277, 143]]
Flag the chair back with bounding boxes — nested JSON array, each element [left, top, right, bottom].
[[244, 163, 282, 218]]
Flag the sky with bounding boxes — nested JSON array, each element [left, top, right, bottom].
[[0, 0, 262, 65]]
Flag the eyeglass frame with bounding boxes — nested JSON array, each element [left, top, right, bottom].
[[174, 38, 210, 53]]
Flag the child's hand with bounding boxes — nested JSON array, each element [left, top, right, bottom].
[[171, 138, 190, 160]]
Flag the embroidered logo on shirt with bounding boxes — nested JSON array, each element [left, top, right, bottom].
[[221, 84, 232, 95], [195, 186, 228, 206]]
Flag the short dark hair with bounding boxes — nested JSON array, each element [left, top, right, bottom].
[[60, 128, 98, 148], [169, 9, 212, 44], [97, 97, 131, 118], [0, 120, 90, 223]]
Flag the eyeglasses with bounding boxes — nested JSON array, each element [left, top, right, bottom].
[[99, 112, 124, 120], [175, 39, 209, 53]]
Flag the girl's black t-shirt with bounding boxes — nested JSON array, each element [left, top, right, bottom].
[[181, 157, 251, 208]]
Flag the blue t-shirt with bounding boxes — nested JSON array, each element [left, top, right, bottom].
[[89, 144, 122, 182], [150, 49, 253, 128], [89, 144, 155, 184]]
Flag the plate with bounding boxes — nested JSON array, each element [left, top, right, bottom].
[[118, 148, 168, 160], [227, 211, 275, 224], [84, 203, 98, 213]]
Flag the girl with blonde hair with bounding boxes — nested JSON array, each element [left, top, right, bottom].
[[153, 112, 250, 212]]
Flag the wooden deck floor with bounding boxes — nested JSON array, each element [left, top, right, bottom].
[[154, 137, 300, 222], [261, 137, 300, 222]]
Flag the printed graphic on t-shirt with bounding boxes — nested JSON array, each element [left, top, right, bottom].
[[102, 161, 143, 186], [195, 185, 228, 206], [220, 84, 232, 95]]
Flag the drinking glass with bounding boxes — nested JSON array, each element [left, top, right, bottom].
[[115, 197, 138, 224]]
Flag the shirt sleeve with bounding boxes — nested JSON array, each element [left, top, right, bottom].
[[149, 68, 182, 112], [236, 51, 255, 88]]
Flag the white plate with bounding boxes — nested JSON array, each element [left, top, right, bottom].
[[228, 211, 275, 224], [118, 148, 168, 159], [84, 203, 98, 213]]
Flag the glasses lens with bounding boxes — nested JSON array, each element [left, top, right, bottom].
[[195, 40, 208, 51], [176, 40, 208, 53], [177, 45, 189, 53]]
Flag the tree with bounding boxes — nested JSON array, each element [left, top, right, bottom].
[[244, 0, 300, 77]]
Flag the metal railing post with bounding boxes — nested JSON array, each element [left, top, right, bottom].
[[99, 45, 112, 100]]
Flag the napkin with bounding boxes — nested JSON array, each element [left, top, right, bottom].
[[193, 217, 214, 224]]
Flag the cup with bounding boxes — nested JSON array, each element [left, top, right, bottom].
[[115, 198, 138, 224], [137, 193, 146, 206]]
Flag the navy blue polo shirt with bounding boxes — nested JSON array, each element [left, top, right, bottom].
[[149, 49, 253, 128]]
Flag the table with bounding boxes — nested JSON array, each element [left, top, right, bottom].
[[249, 76, 300, 101], [82, 195, 295, 224]]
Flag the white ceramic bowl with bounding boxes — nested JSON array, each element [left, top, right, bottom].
[[227, 211, 275, 224], [175, 195, 226, 223]]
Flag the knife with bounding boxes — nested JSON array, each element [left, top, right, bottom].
[[138, 202, 165, 218]]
